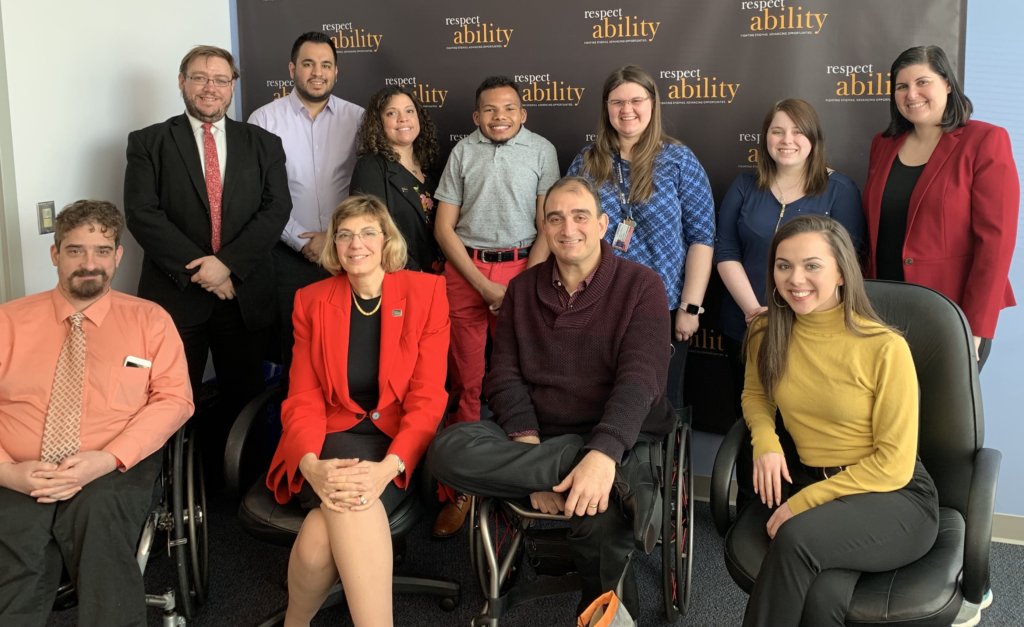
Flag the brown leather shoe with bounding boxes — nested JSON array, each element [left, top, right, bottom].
[[432, 494, 469, 538]]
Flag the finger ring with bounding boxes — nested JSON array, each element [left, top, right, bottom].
[[588, 504, 598, 510], [358, 495, 368, 505]]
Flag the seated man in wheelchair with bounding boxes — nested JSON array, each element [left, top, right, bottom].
[[429, 176, 674, 617], [0, 200, 193, 626]]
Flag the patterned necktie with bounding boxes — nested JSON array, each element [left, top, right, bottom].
[[40, 312, 86, 464], [202, 122, 223, 252]]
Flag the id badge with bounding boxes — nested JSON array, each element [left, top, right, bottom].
[[612, 218, 636, 252]]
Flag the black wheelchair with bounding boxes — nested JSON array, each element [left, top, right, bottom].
[[467, 409, 694, 626], [51, 425, 209, 626]]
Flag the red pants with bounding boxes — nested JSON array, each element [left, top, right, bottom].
[[444, 257, 528, 424]]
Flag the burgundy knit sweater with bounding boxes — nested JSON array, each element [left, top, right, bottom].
[[485, 241, 674, 462]]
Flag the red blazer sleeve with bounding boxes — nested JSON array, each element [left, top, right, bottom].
[[960, 124, 1019, 337], [384, 274, 450, 488]]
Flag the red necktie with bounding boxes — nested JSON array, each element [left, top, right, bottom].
[[202, 122, 223, 252], [40, 312, 86, 464]]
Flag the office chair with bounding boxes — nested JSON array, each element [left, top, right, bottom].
[[224, 382, 460, 626], [710, 280, 1000, 625]]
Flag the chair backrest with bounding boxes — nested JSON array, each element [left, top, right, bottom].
[[865, 280, 984, 514]]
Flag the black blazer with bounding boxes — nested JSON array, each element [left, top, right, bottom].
[[350, 153, 442, 273], [124, 115, 291, 329]]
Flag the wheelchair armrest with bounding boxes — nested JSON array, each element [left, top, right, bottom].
[[711, 419, 748, 537], [961, 447, 1001, 604], [224, 382, 285, 495]]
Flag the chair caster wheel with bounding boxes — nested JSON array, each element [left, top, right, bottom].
[[439, 595, 459, 611]]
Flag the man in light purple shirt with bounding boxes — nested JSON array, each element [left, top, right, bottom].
[[248, 31, 364, 368]]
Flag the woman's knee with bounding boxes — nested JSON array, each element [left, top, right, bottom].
[[290, 512, 334, 574]]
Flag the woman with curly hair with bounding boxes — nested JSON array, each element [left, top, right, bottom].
[[351, 86, 444, 273]]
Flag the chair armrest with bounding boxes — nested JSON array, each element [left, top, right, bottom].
[[961, 447, 1001, 604], [711, 419, 748, 537], [224, 382, 285, 495]]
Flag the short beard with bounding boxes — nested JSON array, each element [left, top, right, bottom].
[[68, 271, 108, 299], [183, 93, 230, 124], [294, 82, 331, 104]]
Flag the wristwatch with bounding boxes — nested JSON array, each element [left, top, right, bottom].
[[395, 456, 406, 477], [681, 302, 705, 315]]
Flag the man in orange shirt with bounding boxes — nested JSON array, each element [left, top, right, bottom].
[[0, 200, 193, 626]]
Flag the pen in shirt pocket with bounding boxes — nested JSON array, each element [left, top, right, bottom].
[[123, 356, 152, 368]]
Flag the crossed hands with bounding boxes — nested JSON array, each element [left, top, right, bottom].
[[0, 451, 117, 503], [299, 453, 395, 514], [187, 256, 234, 300]]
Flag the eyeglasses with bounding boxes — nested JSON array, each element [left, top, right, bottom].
[[606, 96, 651, 109], [185, 74, 234, 88], [334, 228, 384, 244]]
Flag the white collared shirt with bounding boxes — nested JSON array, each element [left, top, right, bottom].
[[185, 112, 227, 181]]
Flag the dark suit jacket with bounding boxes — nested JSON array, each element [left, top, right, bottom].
[[266, 270, 450, 504], [863, 120, 1019, 337], [350, 153, 442, 273], [124, 114, 291, 329]]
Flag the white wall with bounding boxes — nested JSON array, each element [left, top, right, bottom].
[[0, 1, 233, 296], [965, 2, 1024, 516]]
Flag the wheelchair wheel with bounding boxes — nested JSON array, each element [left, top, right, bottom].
[[662, 420, 694, 619], [169, 430, 197, 619], [185, 430, 210, 604]]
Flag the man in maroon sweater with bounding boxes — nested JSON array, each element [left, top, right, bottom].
[[428, 176, 674, 617]]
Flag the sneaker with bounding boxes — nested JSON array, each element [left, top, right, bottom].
[[952, 588, 993, 627]]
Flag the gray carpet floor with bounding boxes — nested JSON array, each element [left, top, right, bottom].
[[46, 492, 1023, 626]]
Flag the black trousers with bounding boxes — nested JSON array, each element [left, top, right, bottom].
[[667, 309, 690, 410], [0, 452, 163, 627], [427, 420, 650, 616], [178, 296, 267, 478], [741, 459, 939, 627], [272, 242, 330, 373]]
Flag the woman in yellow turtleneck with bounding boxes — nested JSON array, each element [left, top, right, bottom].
[[739, 215, 939, 627]]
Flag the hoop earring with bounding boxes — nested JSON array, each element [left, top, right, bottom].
[[772, 287, 788, 308], [835, 284, 843, 305]]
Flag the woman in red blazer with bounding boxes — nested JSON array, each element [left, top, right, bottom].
[[266, 194, 449, 626], [863, 45, 1018, 367]]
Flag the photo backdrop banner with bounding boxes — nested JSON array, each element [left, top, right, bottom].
[[237, 0, 966, 432]]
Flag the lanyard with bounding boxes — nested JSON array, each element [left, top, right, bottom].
[[614, 155, 635, 221]]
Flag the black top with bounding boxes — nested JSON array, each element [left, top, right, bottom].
[[347, 293, 382, 412], [876, 156, 926, 281], [350, 153, 444, 273]]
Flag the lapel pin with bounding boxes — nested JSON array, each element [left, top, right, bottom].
[[392, 309, 403, 317]]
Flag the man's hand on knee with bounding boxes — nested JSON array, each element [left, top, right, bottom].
[[29, 451, 118, 502], [553, 450, 616, 517]]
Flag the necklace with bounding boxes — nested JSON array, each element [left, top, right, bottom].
[[352, 290, 382, 316], [771, 178, 803, 233]]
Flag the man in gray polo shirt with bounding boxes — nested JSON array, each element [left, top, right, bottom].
[[432, 75, 559, 537]]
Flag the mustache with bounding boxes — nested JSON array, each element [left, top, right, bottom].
[[71, 269, 106, 279]]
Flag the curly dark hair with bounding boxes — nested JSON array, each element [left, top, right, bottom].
[[356, 86, 439, 169]]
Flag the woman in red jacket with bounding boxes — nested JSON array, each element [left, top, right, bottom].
[[863, 45, 1018, 368], [266, 195, 450, 626]]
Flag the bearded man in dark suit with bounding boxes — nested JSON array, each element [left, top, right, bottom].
[[124, 45, 291, 468]]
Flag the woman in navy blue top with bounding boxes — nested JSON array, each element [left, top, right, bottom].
[[716, 98, 864, 346]]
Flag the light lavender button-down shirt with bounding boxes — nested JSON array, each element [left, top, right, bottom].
[[248, 89, 364, 251]]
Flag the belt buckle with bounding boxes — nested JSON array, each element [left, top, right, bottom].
[[822, 466, 844, 479], [480, 249, 501, 263]]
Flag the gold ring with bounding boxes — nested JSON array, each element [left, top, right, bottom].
[[588, 504, 598, 510]]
